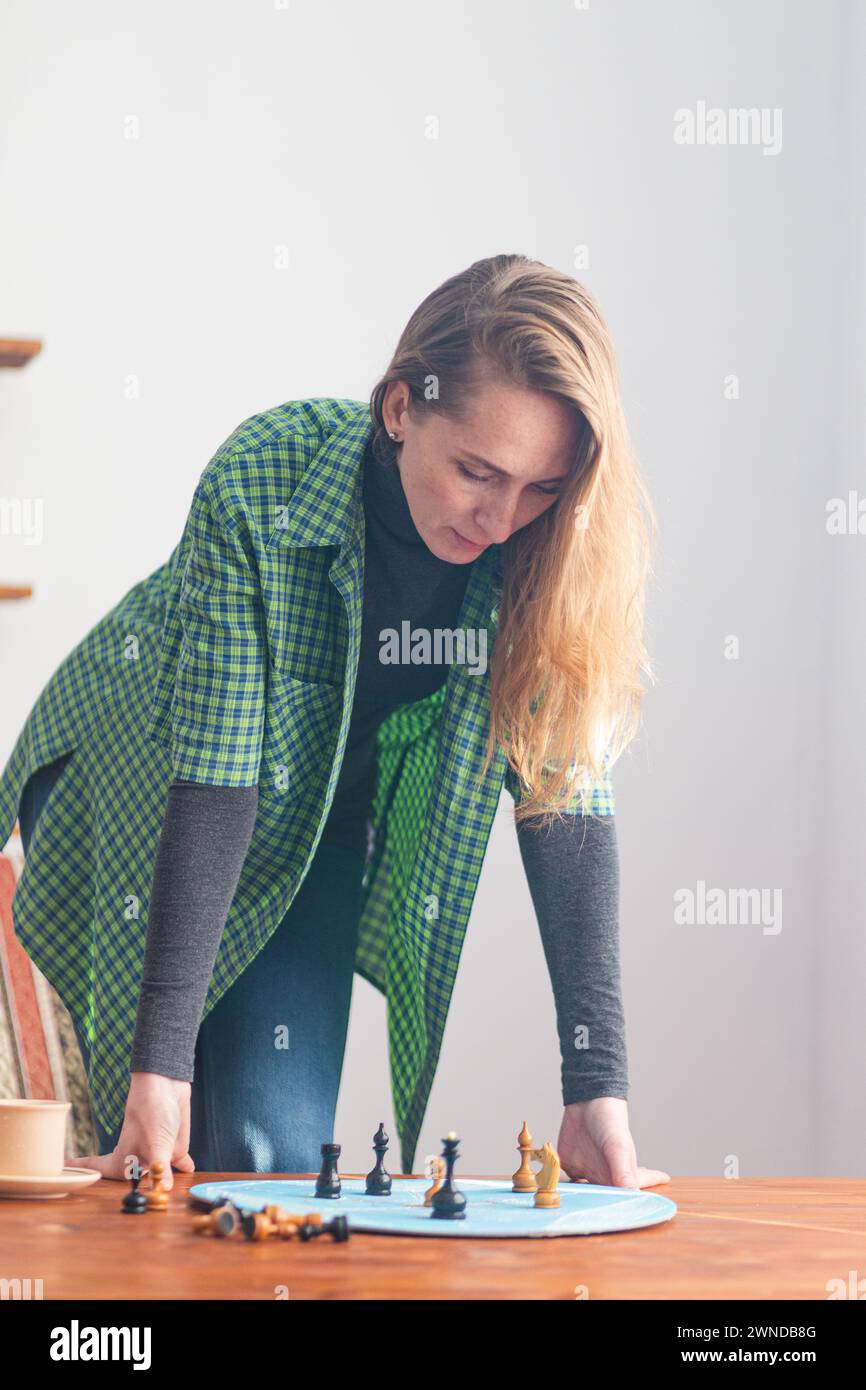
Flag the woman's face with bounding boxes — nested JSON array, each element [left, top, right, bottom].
[[382, 379, 579, 563]]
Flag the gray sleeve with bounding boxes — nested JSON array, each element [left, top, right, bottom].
[[129, 780, 259, 1080], [515, 812, 629, 1105]]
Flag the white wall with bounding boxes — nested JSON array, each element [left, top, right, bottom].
[[1, 0, 861, 1177], [813, 0, 866, 1176]]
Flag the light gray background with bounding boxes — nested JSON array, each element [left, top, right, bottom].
[[1, 0, 863, 1178]]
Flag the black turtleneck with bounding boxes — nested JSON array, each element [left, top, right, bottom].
[[129, 435, 629, 1110], [320, 435, 474, 855]]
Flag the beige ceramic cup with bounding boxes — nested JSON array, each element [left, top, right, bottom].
[[0, 1099, 71, 1177]]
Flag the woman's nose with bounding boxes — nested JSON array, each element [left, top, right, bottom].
[[477, 496, 520, 543]]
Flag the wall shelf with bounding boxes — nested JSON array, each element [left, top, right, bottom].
[[0, 339, 42, 368]]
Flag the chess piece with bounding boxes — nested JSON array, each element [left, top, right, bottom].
[[145, 1159, 169, 1211], [423, 1155, 445, 1206], [241, 1209, 281, 1241], [191, 1206, 240, 1236], [511, 1120, 537, 1193], [240, 1200, 301, 1245], [529, 1141, 562, 1209], [315, 1142, 342, 1198], [365, 1122, 392, 1196], [298, 1213, 350, 1243], [121, 1170, 148, 1214], [430, 1131, 467, 1220], [240, 1205, 315, 1241], [297, 1210, 322, 1227], [276, 1211, 321, 1240]]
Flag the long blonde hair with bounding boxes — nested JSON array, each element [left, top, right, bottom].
[[369, 254, 656, 824]]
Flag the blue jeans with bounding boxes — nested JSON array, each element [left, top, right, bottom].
[[17, 753, 366, 1173]]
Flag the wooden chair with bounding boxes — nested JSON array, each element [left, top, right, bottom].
[[0, 837, 97, 1161]]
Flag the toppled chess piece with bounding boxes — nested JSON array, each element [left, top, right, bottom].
[[315, 1142, 342, 1199], [241, 1206, 322, 1241], [511, 1120, 537, 1193], [298, 1213, 350, 1243], [236, 1205, 348, 1243], [191, 1205, 241, 1237], [529, 1140, 561, 1209], [365, 1122, 392, 1196]]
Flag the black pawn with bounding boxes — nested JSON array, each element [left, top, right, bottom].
[[299, 1214, 351, 1243], [430, 1132, 467, 1220], [365, 1122, 392, 1196], [121, 1171, 148, 1214], [211, 1206, 240, 1237], [315, 1141, 342, 1198]]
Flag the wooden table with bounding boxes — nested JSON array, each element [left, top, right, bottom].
[[2, 1174, 864, 1300]]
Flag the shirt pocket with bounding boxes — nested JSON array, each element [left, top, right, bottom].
[[261, 667, 343, 804]]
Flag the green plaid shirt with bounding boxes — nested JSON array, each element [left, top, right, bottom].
[[0, 397, 614, 1171]]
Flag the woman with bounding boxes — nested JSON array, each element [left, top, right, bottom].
[[2, 254, 668, 1191]]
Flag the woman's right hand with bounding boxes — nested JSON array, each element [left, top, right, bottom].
[[76, 1072, 195, 1191]]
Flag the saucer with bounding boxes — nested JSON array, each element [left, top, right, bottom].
[[0, 1166, 102, 1199]]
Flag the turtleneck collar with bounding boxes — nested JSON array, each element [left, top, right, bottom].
[[362, 435, 426, 545]]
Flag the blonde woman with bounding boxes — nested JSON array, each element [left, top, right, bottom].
[[2, 254, 669, 1192]]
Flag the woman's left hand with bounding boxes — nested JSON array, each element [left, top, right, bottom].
[[556, 1097, 670, 1189]]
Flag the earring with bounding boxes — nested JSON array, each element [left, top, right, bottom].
[[388, 430, 398, 441]]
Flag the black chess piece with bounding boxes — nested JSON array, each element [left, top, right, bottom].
[[430, 1132, 467, 1220], [365, 1122, 392, 1196], [121, 1171, 148, 1214], [210, 1206, 240, 1237], [314, 1141, 342, 1198], [299, 1214, 350, 1243], [193, 1192, 241, 1232]]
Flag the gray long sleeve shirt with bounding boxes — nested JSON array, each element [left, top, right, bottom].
[[131, 434, 629, 1105]]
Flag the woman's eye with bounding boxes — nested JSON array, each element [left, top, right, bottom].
[[457, 461, 490, 484], [458, 459, 561, 496]]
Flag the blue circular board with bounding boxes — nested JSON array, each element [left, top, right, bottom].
[[188, 1177, 677, 1238]]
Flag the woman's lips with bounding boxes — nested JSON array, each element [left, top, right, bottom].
[[452, 527, 486, 551]]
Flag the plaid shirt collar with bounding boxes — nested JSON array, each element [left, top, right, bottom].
[[272, 403, 372, 551]]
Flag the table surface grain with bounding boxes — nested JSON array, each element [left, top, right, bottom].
[[2, 1173, 865, 1300]]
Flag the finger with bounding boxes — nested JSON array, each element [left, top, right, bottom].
[[178, 1103, 191, 1153], [635, 1166, 671, 1188], [73, 1153, 111, 1176], [147, 1142, 178, 1190], [76, 1151, 130, 1181], [609, 1167, 640, 1188], [600, 1140, 640, 1188], [176, 1099, 193, 1167]]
